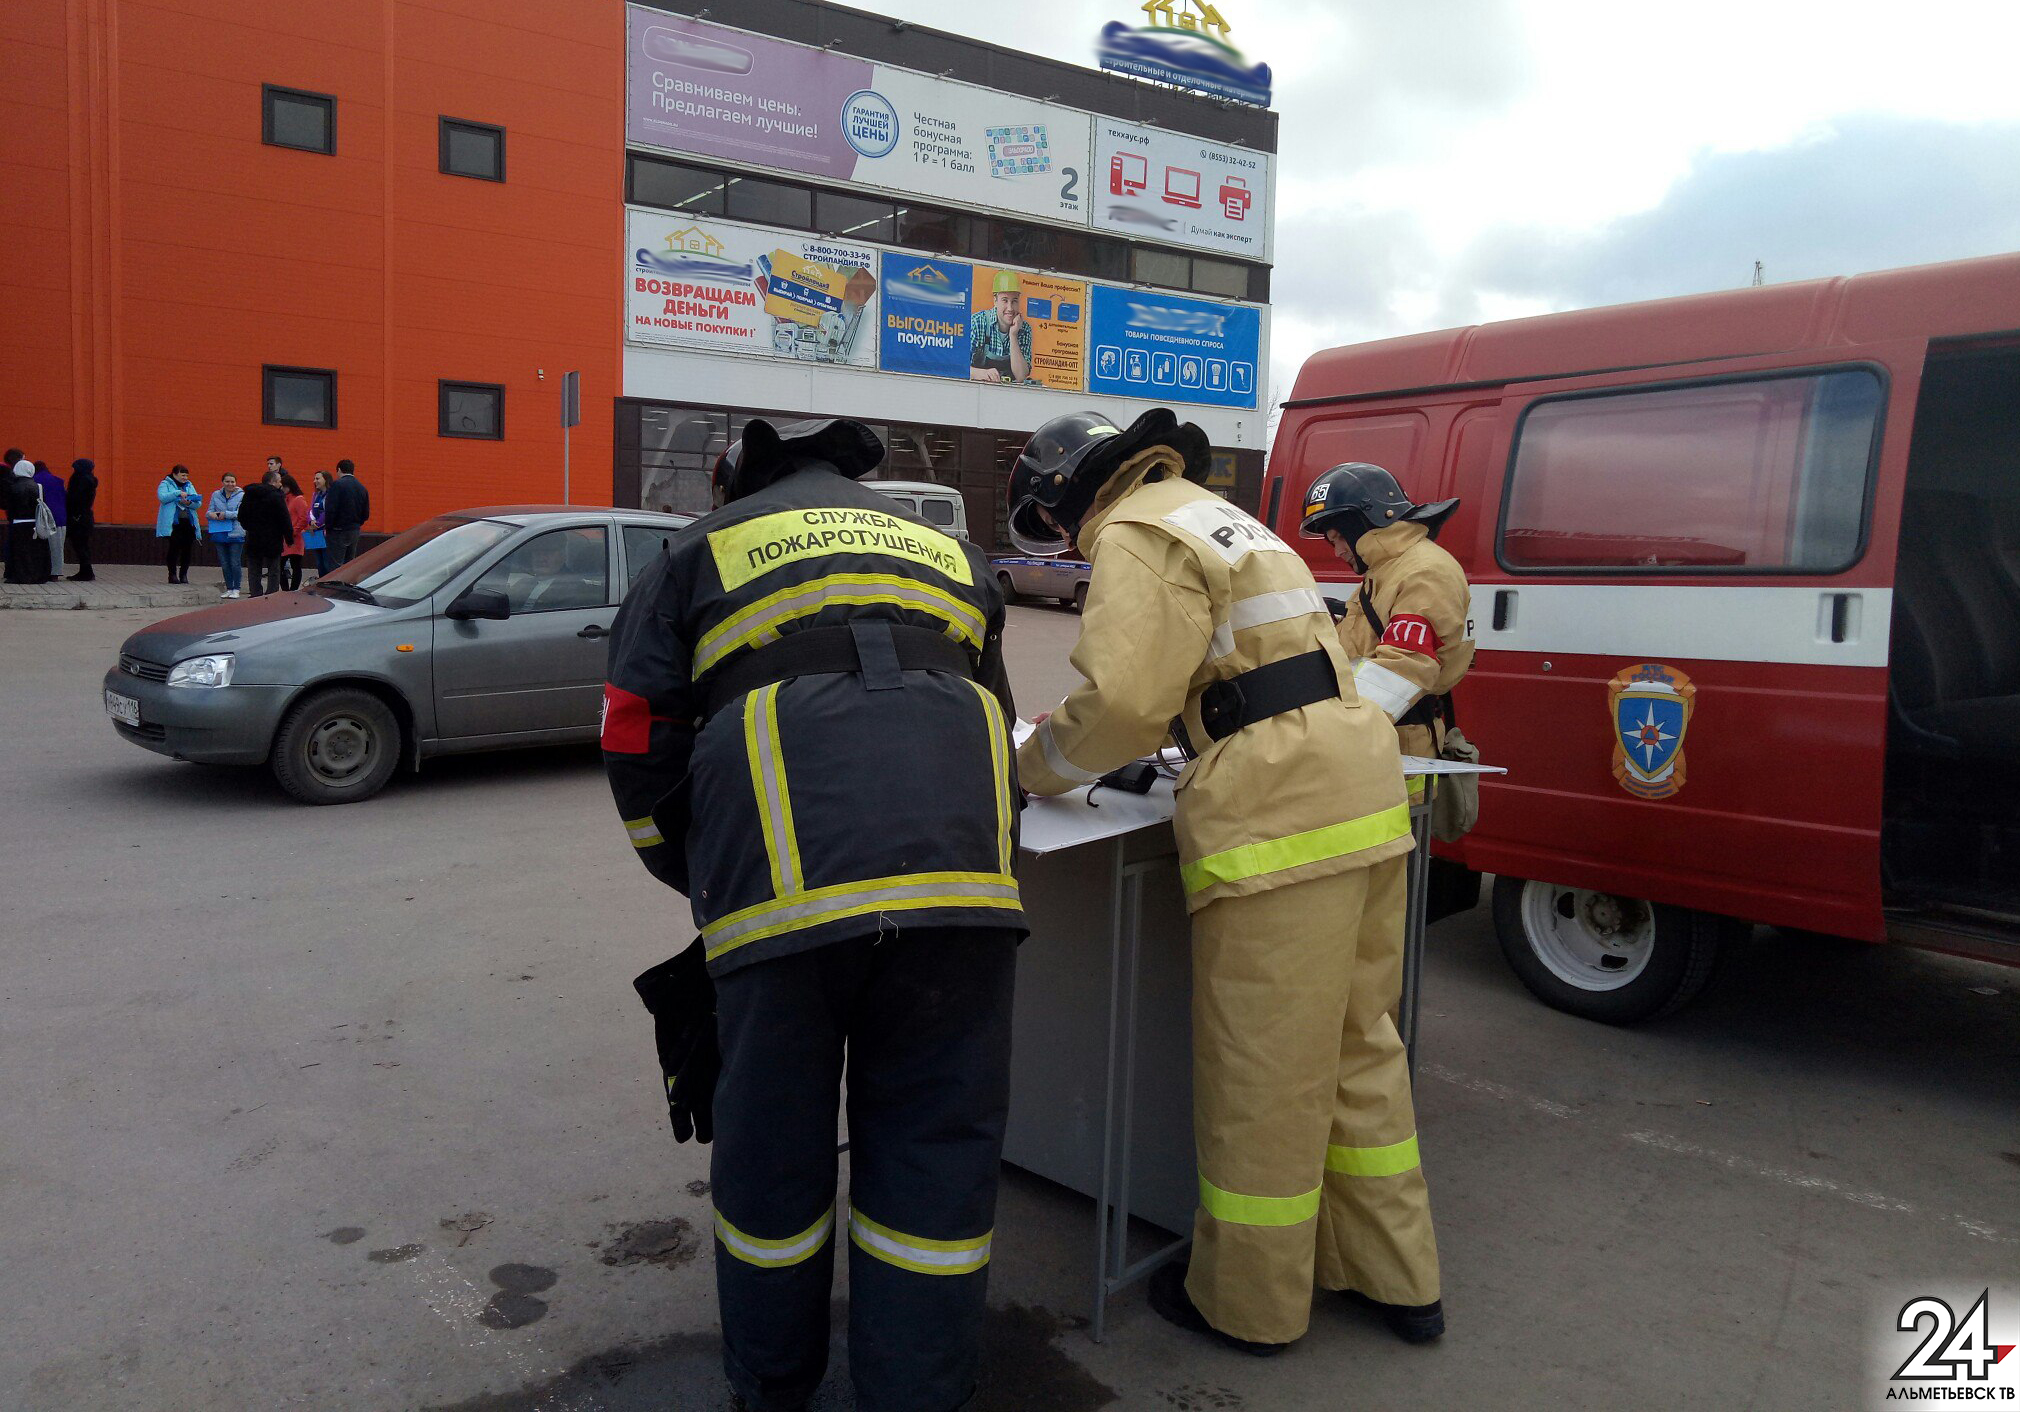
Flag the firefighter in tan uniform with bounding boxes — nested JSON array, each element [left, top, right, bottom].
[[1007, 410, 1442, 1353], [1303, 462, 1474, 785]]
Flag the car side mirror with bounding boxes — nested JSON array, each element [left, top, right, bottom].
[[447, 587, 511, 621]]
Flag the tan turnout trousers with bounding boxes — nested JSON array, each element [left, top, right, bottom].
[[1186, 858, 1435, 1343]]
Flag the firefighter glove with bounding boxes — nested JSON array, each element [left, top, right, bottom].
[[632, 936, 720, 1144]]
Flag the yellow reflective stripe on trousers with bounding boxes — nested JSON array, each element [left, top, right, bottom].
[[702, 870, 1022, 960], [1325, 1135, 1421, 1178], [1197, 1173, 1322, 1227], [623, 815, 664, 848], [1407, 774, 1427, 800], [1179, 802, 1412, 894], [744, 682, 802, 895], [848, 1208, 991, 1275], [714, 1205, 834, 1268], [694, 572, 986, 676], [965, 680, 1013, 874]]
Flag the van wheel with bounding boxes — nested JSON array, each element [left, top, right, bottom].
[[271, 687, 401, 805], [1071, 582, 1088, 614], [1492, 876, 1725, 1023], [997, 571, 1020, 605]]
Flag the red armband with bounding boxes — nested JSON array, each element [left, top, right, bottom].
[[1380, 613, 1442, 656], [601, 683, 655, 754]]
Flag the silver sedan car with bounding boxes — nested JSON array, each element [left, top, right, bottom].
[[990, 553, 1092, 612], [102, 506, 692, 803]]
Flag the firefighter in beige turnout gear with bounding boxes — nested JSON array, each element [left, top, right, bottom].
[[1302, 462, 1475, 793], [1006, 410, 1441, 1352]]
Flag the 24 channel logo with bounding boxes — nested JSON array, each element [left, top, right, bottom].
[[1875, 1287, 2018, 1404]]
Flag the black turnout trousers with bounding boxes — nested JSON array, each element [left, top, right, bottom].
[[710, 925, 1018, 1412]]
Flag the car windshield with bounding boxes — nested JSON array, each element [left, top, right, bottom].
[[314, 517, 515, 608]]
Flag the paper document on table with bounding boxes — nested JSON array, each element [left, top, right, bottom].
[[1400, 755, 1507, 776], [1013, 717, 1036, 748]]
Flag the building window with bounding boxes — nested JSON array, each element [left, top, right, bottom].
[[439, 381, 504, 440], [1500, 368, 1885, 573], [1191, 257, 1249, 299], [439, 118, 504, 182], [629, 155, 728, 214], [263, 366, 336, 428], [263, 85, 335, 154], [895, 204, 975, 255], [1132, 247, 1191, 289], [815, 191, 897, 244], [724, 173, 811, 228]]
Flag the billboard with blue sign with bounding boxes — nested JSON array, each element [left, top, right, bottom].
[[879, 254, 974, 379], [1086, 285, 1260, 410]]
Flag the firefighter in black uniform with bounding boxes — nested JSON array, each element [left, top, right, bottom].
[[602, 417, 1024, 1412]]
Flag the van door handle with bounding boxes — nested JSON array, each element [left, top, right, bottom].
[[1819, 593, 1859, 645], [578, 624, 608, 640], [1492, 590, 1516, 632]]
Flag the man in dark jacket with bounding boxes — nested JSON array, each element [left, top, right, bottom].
[[240, 469, 295, 596], [323, 459, 369, 565], [603, 418, 1023, 1412], [66, 459, 98, 581]]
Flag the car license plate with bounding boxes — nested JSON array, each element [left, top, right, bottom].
[[105, 689, 140, 727]]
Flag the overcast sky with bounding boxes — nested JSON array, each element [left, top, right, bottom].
[[868, 0, 2020, 410]]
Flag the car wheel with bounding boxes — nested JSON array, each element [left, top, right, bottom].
[[1491, 876, 1727, 1024], [270, 687, 401, 805], [997, 571, 1020, 605], [1071, 582, 1088, 614]]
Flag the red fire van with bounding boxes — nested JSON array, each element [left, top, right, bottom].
[[1267, 252, 2020, 1022]]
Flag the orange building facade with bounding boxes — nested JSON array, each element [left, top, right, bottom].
[[2, 0, 624, 542]]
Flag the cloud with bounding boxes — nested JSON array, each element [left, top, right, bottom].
[[1451, 115, 2020, 319]]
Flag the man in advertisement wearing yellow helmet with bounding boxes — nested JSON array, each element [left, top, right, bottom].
[[969, 270, 1032, 383], [1006, 408, 1445, 1355]]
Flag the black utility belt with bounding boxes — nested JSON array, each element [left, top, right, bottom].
[[702, 621, 974, 719], [1171, 649, 1342, 759], [1397, 694, 1445, 730]]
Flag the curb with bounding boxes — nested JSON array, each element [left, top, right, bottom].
[[0, 589, 211, 611]]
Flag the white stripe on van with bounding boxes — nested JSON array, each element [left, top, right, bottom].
[[1467, 584, 1891, 669]]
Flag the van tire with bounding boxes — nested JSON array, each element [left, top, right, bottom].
[[1492, 876, 1726, 1024], [996, 571, 1020, 606], [271, 687, 402, 805], [1072, 582, 1088, 614]]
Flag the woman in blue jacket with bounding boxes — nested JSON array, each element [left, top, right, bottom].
[[155, 465, 204, 585], [206, 472, 245, 598]]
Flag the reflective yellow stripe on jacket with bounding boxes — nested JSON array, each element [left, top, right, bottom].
[[965, 679, 1014, 874], [1178, 802, 1412, 895], [745, 682, 802, 895], [702, 872, 1022, 961], [694, 572, 986, 677]]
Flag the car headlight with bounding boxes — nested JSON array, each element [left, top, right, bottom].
[[167, 654, 235, 688]]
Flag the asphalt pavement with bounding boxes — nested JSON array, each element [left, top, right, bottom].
[[2, 602, 2016, 1410]]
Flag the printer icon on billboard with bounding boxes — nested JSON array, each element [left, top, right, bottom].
[[1218, 177, 1251, 221]]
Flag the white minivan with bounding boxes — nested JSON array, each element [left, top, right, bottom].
[[870, 480, 969, 540]]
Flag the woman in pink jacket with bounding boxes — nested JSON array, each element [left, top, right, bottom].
[[280, 471, 311, 591]]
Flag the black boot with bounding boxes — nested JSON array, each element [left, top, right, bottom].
[[1339, 1289, 1445, 1344], [1148, 1262, 1289, 1357]]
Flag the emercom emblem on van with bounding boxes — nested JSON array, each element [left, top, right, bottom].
[[1609, 662, 1696, 801]]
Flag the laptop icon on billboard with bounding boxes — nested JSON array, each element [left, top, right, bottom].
[[1162, 168, 1201, 208]]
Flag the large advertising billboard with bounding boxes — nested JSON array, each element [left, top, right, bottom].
[[627, 209, 879, 368], [1086, 285, 1261, 410], [633, 209, 1259, 411], [1091, 118, 1271, 262], [627, 8, 1088, 226]]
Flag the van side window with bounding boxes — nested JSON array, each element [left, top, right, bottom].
[[1500, 369, 1884, 572], [920, 498, 957, 528]]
